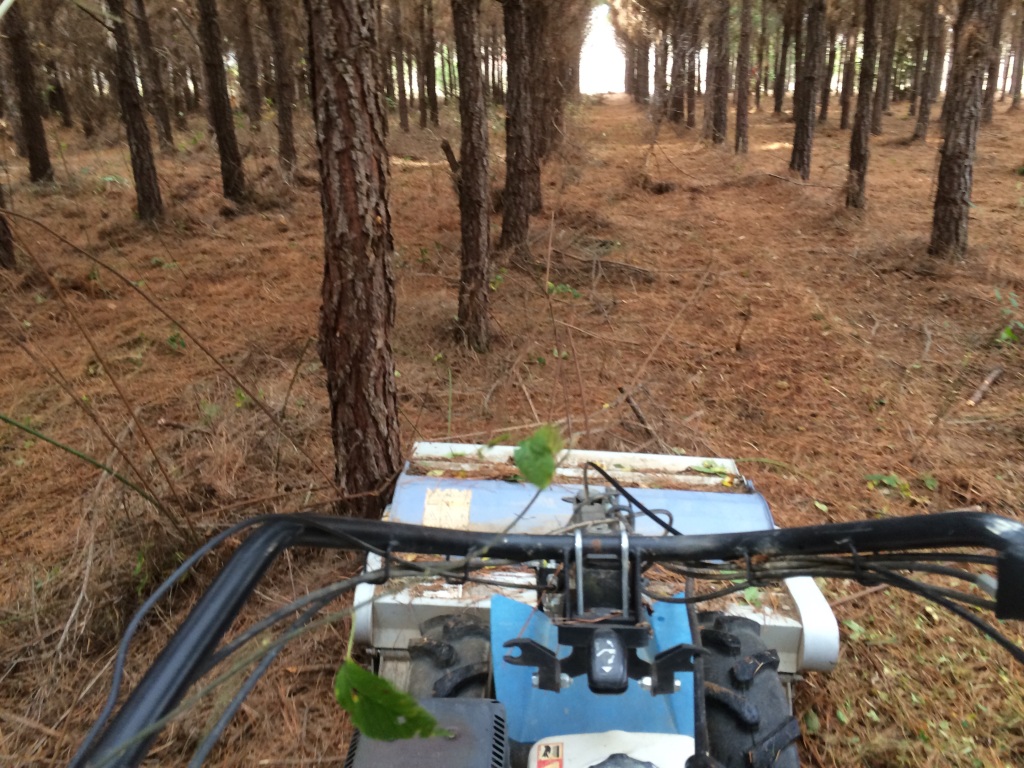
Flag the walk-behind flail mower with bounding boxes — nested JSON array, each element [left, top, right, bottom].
[[73, 443, 1024, 768]]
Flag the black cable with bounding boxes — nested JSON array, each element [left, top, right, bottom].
[[187, 597, 329, 767], [72, 515, 273, 764], [584, 462, 684, 536]]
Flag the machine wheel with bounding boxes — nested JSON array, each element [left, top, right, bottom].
[[406, 613, 492, 698], [697, 613, 801, 768]]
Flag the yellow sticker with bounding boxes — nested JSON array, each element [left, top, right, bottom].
[[423, 488, 472, 530]]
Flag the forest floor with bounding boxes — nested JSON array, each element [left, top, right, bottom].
[[1, 93, 1023, 767]]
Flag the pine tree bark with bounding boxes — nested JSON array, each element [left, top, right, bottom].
[[736, 0, 752, 152], [686, 1, 701, 127], [392, 1, 410, 131], [45, 62, 73, 128], [930, 0, 998, 259], [0, 49, 27, 158], [791, 0, 825, 179], [1011, 0, 1024, 108], [451, 0, 489, 352], [871, 0, 901, 134], [820, 22, 838, 121], [704, 0, 730, 144], [756, 0, 768, 110], [840, 9, 860, 129], [417, 1, 428, 128], [425, 0, 439, 126], [306, 0, 401, 519], [497, 0, 535, 262], [107, 0, 163, 220], [0, 182, 14, 270], [908, 11, 925, 115], [982, 1, 1006, 122], [636, 34, 651, 103], [913, 0, 941, 139], [260, 0, 297, 177], [133, 0, 174, 150], [3, 3, 53, 182], [197, 0, 247, 201], [233, 0, 263, 128], [846, 0, 878, 208], [774, 1, 794, 113]]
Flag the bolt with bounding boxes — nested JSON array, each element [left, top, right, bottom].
[[559, 673, 573, 689], [639, 676, 653, 691]]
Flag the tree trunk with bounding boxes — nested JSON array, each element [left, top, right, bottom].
[[908, 12, 925, 115], [737, 0, 752, 152], [872, 0, 901, 134], [197, 0, 247, 202], [932, 16, 948, 101], [667, 0, 690, 123], [624, 42, 636, 97], [791, 0, 825, 179], [425, 0, 439, 126], [846, 0, 878, 208], [913, 0, 941, 139], [0, 48, 27, 158], [0, 182, 15, 270], [132, 0, 174, 150], [756, 0, 768, 110], [417, 2, 428, 128], [840, 10, 860, 129], [306, 0, 401, 519], [704, 0, 730, 144], [1010, 0, 1024, 108], [774, 1, 794, 113], [451, 0, 489, 352], [983, 1, 1006, 122], [653, 28, 668, 113], [930, 0, 998, 259], [260, 0, 297, 177], [107, 0, 163, 220], [3, 3, 53, 182], [636, 35, 651, 103], [392, 1, 410, 131], [686, 1, 701, 127], [232, 0, 263, 129], [819, 22, 838, 121], [497, 0, 535, 262], [45, 62, 73, 128]]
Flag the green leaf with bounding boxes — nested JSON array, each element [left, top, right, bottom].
[[334, 660, 448, 741], [803, 709, 821, 735], [742, 586, 762, 608], [843, 619, 866, 642], [921, 474, 939, 492], [514, 425, 563, 489], [813, 500, 829, 513]]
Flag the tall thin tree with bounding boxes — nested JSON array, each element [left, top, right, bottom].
[[3, 3, 53, 182], [392, 0, 410, 131], [791, 0, 826, 179], [132, 0, 174, 150], [306, 0, 401, 518], [260, 0, 298, 177], [1010, 0, 1024, 108], [451, 0, 490, 352], [704, 0, 730, 144], [197, 0, 247, 201], [736, 0, 752, 152], [497, 0, 536, 262], [107, 0, 164, 220], [913, 0, 941, 139], [930, 0, 998, 259], [847, 0, 878, 208]]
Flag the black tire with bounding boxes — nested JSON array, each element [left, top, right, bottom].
[[698, 612, 802, 768], [406, 613, 492, 698]]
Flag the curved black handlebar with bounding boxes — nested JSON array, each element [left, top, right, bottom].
[[74, 510, 1024, 767]]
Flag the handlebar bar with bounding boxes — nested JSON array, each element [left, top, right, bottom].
[[73, 510, 1024, 767]]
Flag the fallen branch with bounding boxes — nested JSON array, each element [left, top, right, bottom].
[[831, 584, 888, 607], [966, 368, 1003, 406]]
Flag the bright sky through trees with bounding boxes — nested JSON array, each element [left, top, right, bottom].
[[580, 4, 625, 94]]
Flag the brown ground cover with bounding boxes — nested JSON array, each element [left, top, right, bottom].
[[1, 93, 1022, 766]]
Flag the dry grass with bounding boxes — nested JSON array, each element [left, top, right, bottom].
[[0, 92, 1022, 766]]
